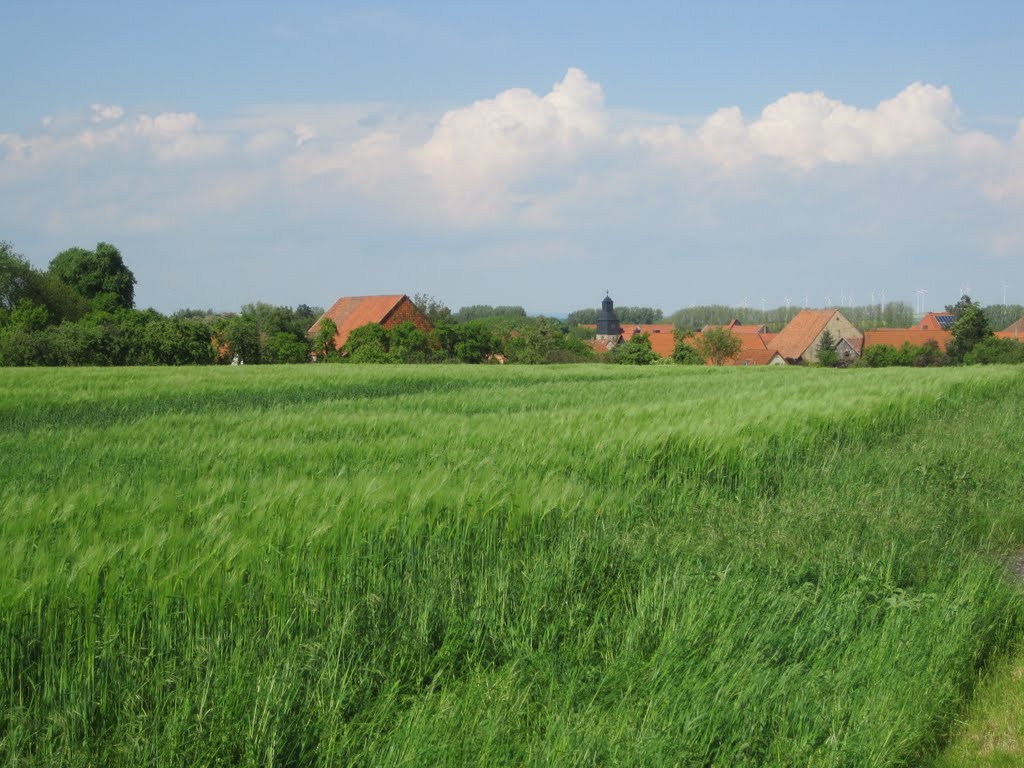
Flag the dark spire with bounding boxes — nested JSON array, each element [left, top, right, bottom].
[[597, 294, 622, 336]]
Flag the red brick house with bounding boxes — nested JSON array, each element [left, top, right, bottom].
[[863, 328, 953, 353], [912, 312, 956, 331], [308, 295, 433, 353]]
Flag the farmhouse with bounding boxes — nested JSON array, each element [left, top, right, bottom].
[[308, 294, 432, 352], [912, 312, 956, 331], [767, 309, 862, 364], [619, 323, 677, 357]]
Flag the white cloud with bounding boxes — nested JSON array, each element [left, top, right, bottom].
[[90, 103, 124, 122], [412, 67, 609, 218], [2, 71, 1023, 239]]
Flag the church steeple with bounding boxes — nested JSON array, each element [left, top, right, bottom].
[[596, 293, 622, 338]]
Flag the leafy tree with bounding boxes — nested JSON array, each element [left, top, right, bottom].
[[314, 317, 339, 359], [947, 296, 992, 363], [963, 337, 1024, 365], [614, 333, 659, 365], [388, 322, 432, 363], [696, 328, 742, 366], [432, 321, 498, 363], [223, 316, 261, 364], [412, 293, 452, 325], [262, 332, 311, 364], [345, 323, 390, 362], [453, 305, 528, 323], [49, 242, 136, 310], [672, 331, 705, 365], [816, 330, 839, 367], [1, 241, 89, 324]]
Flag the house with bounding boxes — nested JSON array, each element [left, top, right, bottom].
[[620, 323, 677, 357], [702, 319, 769, 335], [862, 328, 953, 353], [997, 318, 1024, 341], [308, 294, 433, 352], [912, 312, 956, 331], [767, 309, 862, 364]]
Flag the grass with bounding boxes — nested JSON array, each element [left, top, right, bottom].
[[933, 652, 1024, 767], [1, 364, 1023, 766]]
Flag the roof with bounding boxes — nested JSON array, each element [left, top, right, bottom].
[[913, 312, 956, 330], [620, 324, 677, 357], [702, 320, 769, 334], [308, 294, 410, 349], [767, 310, 849, 360], [1002, 317, 1024, 337], [863, 328, 952, 352]]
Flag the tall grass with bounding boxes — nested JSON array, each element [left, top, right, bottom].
[[1, 365, 1023, 765]]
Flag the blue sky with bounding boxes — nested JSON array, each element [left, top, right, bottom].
[[3, 1, 1023, 315]]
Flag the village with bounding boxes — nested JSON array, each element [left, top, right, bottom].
[[308, 291, 1024, 366]]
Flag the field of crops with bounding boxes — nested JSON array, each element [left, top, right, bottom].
[[2, 364, 1023, 766]]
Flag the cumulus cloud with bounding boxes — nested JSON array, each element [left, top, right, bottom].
[[90, 103, 124, 122], [2, 70, 1023, 236], [413, 67, 609, 217]]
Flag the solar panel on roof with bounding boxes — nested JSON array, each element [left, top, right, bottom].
[[936, 314, 956, 329]]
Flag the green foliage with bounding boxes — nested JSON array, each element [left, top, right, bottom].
[[817, 329, 839, 367], [567, 306, 664, 325], [672, 331, 705, 365], [612, 332, 659, 365], [432, 321, 499, 363], [49, 242, 137, 310], [963, 336, 1024, 365], [696, 327, 743, 365], [411, 293, 452, 325], [860, 341, 947, 368], [345, 323, 391, 362], [452, 304, 528, 323], [948, 296, 993, 363], [0, 366, 1022, 765], [668, 302, 914, 333], [313, 317, 339, 359], [502, 317, 595, 364]]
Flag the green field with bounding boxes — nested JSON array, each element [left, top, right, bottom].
[[2, 365, 1023, 766]]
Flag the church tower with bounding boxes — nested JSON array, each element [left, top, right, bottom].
[[595, 294, 623, 342]]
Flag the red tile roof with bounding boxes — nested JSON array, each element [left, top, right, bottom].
[[308, 295, 413, 350], [620, 324, 676, 357], [702, 320, 769, 334], [767, 310, 844, 360], [1002, 318, 1024, 338], [912, 312, 956, 331], [863, 329, 952, 352]]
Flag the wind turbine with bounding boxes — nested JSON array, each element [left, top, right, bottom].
[[1002, 280, 1009, 305], [760, 297, 767, 313], [959, 282, 970, 299], [741, 296, 749, 310], [803, 294, 809, 308], [784, 296, 792, 311], [825, 294, 832, 307]]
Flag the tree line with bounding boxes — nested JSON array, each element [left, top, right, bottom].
[[3, 240, 1022, 367]]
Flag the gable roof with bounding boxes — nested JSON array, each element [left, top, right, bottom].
[[308, 294, 410, 349], [1002, 317, 1024, 338], [863, 328, 952, 352], [913, 312, 956, 330], [767, 310, 847, 360], [620, 324, 677, 357], [702, 319, 769, 334]]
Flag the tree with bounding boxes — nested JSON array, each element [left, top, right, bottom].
[[345, 323, 390, 362], [672, 331, 705, 365], [387, 322, 432, 363], [411, 293, 452, 325], [947, 296, 992, 363], [314, 317, 339, 359], [614, 333, 659, 365], [49, 242, 137, 310], [696, 328, 742, 366], [816, 330, 839, 367]]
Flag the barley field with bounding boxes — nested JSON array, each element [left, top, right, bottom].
[[1, 364, 1023, 766]]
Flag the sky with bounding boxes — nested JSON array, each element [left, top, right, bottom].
[[2, 1, 1023, 316]]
